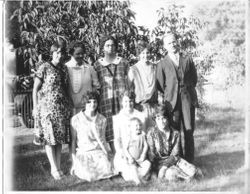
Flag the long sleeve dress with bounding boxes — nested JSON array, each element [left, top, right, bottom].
[[94, 56, 129, 142], [147, 126, 198, 180]]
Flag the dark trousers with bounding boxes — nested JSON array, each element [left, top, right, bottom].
[[172, 92, 196, 163]]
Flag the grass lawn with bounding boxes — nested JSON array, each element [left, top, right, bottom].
[[9, 105, 245, 191]]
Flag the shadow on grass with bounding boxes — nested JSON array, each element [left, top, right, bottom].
[[12, 147, 244, 191], [13, 142, 43, 155], [12, 152, 72, 191], [195, 107, 244, 156], [195, 150, 244, 180]]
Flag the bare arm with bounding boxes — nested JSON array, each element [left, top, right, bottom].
[[32, 77, 42, 115], [90, 66, 101, 93], [127, 67, 135, 91], [113, 115, 123, 154], [139, 135, 148, 162], [146, 130, 157, 162], [70, 118, 77, 167]]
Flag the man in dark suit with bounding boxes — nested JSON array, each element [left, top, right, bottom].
[[156, 34, 198, 163]]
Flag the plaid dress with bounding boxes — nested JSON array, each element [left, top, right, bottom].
[[94, 57, 129, 142]]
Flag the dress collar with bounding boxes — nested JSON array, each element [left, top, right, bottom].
[[66, 57, 88, 68], [98, 56, 122, 66]]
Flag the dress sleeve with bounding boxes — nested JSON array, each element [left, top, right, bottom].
[[146, 129, 156, 162], [156, 61, 165, 93], [90, 66, 101, 92], [99, 116, 111, 152], [170, 131, 181, 157]]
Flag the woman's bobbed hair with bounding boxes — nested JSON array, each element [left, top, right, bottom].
[[100, 35, 118, 52], [120, 90, 136, 101], [68, 41, 86, 56], [50, 41, 67, 56]]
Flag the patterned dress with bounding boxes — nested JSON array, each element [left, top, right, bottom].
[[147, 126, 198, 180], [146, 126, 181, 171], [71, 112, 115, 181], [34, 62, 72, 145], [94, 57, 129, 142]]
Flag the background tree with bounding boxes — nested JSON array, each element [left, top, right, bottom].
[[195, 1, 245, 89], [8, 0, 140, 90], [151, 4, 213, 117]]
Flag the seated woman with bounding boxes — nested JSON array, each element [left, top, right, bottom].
[[147, 104, 201, 181], [113, 90, 147, 184], [70, 91, 115, 181]]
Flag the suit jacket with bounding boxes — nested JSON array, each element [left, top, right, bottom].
[[156, 55, 179, 111], [178, 54, 198, 107]]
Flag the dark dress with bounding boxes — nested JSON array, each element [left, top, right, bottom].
[[34, 62, 72, 145], [94, 57, 129, 142]]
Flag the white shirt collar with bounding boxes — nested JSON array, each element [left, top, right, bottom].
[[66, 57, 88, 68], [98, 56, 122, 66]]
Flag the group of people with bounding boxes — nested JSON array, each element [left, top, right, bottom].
[[32, 34, 201, 184]]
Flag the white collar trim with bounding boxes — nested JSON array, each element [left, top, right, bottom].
[[66, 57, 88, 67], [98, 56, 122, 66]]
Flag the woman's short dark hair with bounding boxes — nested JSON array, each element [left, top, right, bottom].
[[120, 90, 136, 101], [50, 42, 67, 56], [68, 41, 86, 55], [100, 35, 118, 51], [84, 91, 99, 102], [136, 39, 150, 55], [153, 104, 172, 121]]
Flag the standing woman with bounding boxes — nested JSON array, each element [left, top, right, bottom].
[[33, 43, 72, 180], [94, 36, 130, 150], [66, 41, 100, 115], [128, 40, 158, 130]]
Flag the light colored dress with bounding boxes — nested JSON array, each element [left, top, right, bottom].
[[128, 61, 157, 130], [113, 109, 146, 179], [71, 111, 114, 181], [66, 58, 100, 115], [124, 131, 151, 179]]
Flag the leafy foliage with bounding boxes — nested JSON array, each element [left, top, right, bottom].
[[196, 1, 245, 88], [9, 0, 140, 69], [151, 4, 213, 113]]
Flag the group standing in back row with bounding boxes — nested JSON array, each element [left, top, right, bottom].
[[32, 34, 200, 183]]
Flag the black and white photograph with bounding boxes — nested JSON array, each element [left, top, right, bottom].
[[2, 0, 250, 192]]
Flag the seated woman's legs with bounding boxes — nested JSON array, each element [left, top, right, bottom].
[[122, 164, 141, 185]]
